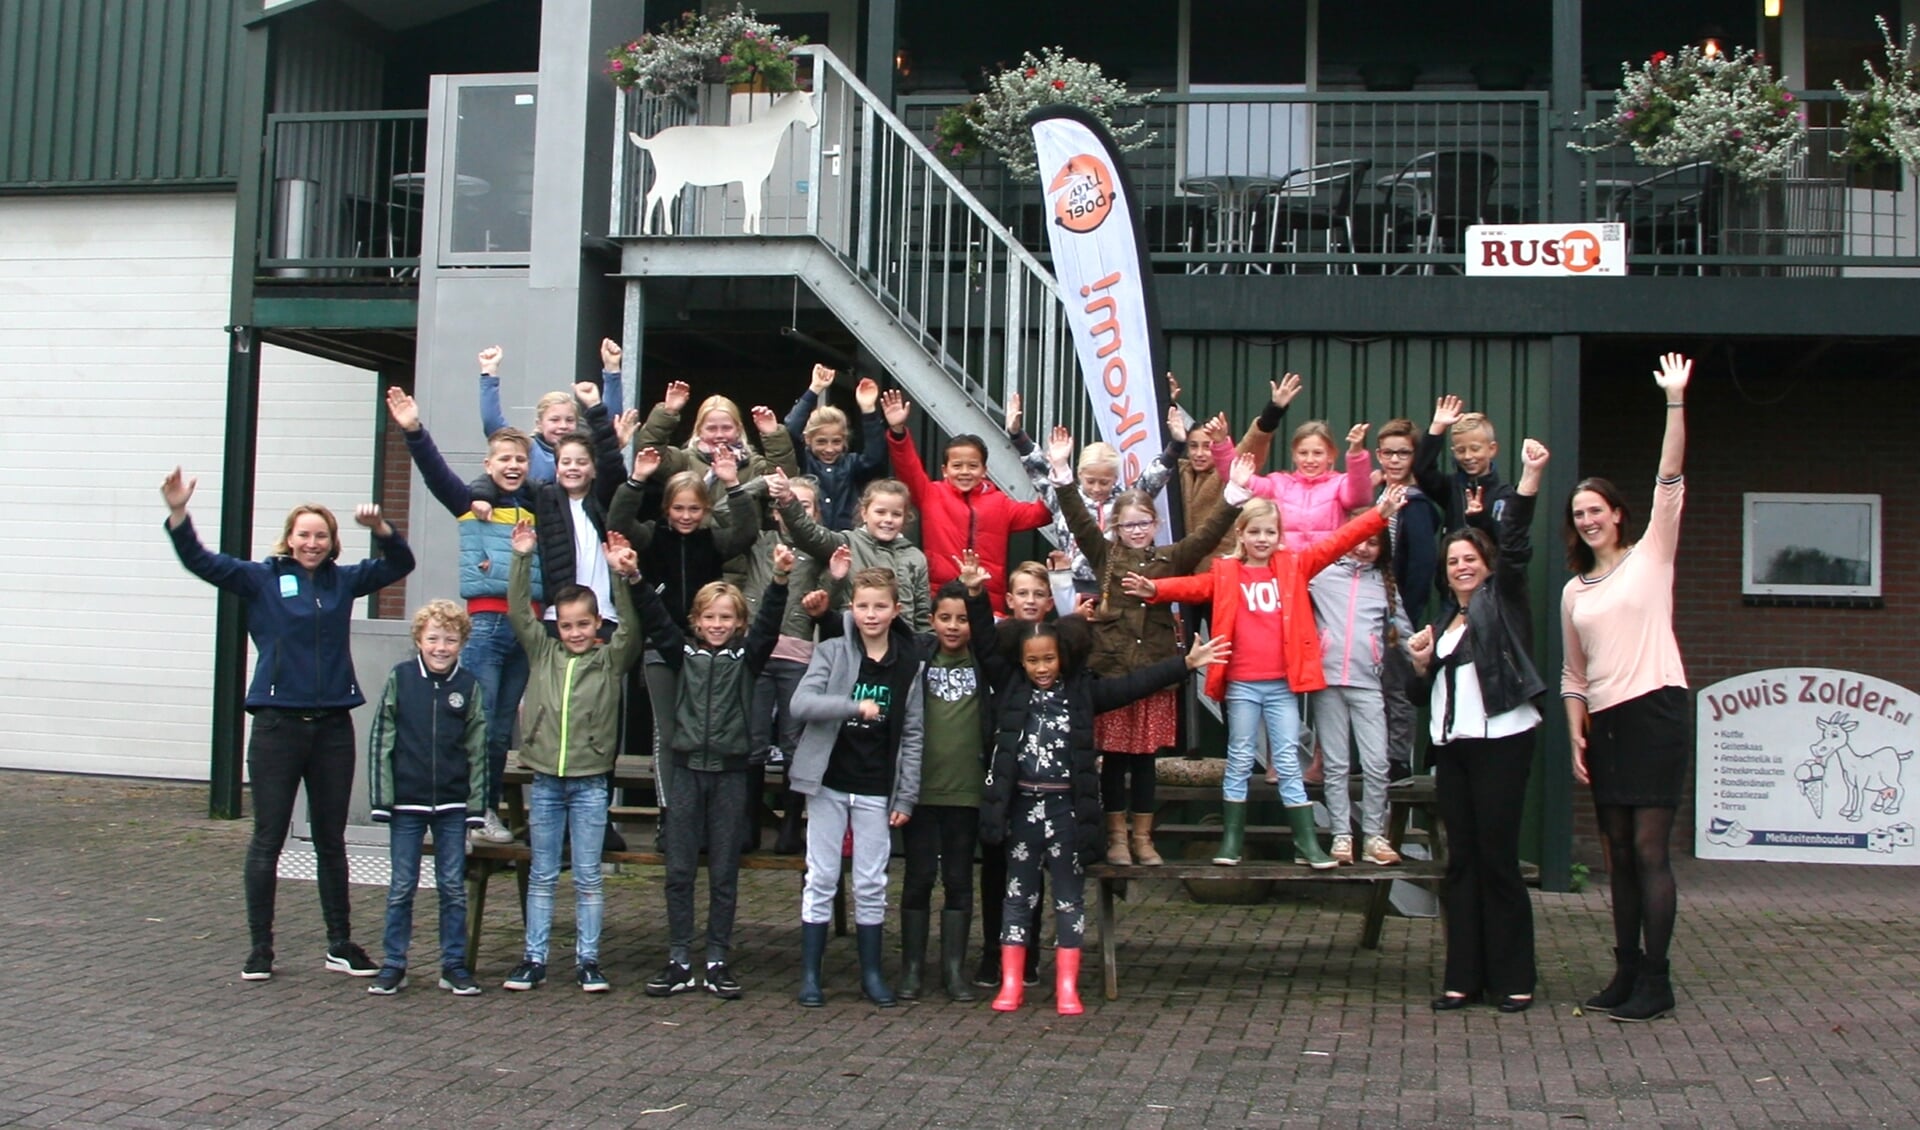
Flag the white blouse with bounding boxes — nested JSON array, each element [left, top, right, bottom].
[[1429, 623, 1540, 745]]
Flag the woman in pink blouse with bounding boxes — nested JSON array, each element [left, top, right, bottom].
[[1560, 351, 1692, 1024]]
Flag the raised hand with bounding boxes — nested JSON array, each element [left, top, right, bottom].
[[604, 541, 638, 577], [809, 363, 836, 395], [1166, 372, 1182, 403], [1207, 411, 1231, 442], [1119, 571, 1157, 599], [600, 337, 622, 371], [355, 504, 392, 536], [161, 467, 197, 515], [800, 589, 830, 617], [1003, 392, 1023, 436], [828, 543, 853, 581], [1271, 372, 1303, 409], [1046, 550, 1072, 572], [1345, 421, 1371, 453], [1186, 633, 1232, 670], [1230, 451, 1256, 488], [1430, 394, 1464, 433], [952, 548, 989, 593], [710, 442, 740, 486], [510, 519, 535, 555], [385, 386, 422, 433], [1046, 425, 1075, 469], [1407, 625, 1435, 669], [1375, 483, 1408, 517], [632, 446, 662, 481], [751, 405, 779, 437], [606, 531, 632, 554], [662, 380, 691, 415], [771, 541, 796, 574], [1166, 404, 1188, 444], [881, 389, 912, 431], [574, 380, 602, 409], [764, 466, 793, 503], [1463, 485, 1485, 517], [477, 346, 502, 375], [1521, 437, 1550, 472], [614, 408, 641, 448], [1654, 351, 1692, 397], [854, 378, 880, 413]]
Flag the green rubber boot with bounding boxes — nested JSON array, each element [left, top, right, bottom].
[[1213, 801, 1247, 866], [1286, 804, 1337, 870]]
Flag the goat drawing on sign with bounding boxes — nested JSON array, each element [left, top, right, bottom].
[[1807, 712, 1912, 823], [630, 91, 819, 235]]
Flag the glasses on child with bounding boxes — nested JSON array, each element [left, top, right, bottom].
[[1116, 519, 1155, 532], [1378, 447, 1415, 459]]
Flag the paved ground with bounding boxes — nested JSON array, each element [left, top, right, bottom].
[[1, 771, 1917, 1128]]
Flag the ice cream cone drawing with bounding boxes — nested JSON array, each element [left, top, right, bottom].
[[1794, 759, 1827, 819]]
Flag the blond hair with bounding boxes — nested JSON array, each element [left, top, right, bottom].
[[688, 581, 749, 627], [661, 471, 711, 517], [411, 599, 472, 644], [486, 426, 532, 454], [1231, 498, 1282, 560], [1078, 441, 1120, 473], [1008, 560, 1052, 592], [534, 392, 575, 421], [692, 394, 745, 435], [1289, 420, 1336, 453], [1451, 412, 1496, 442], [271, 504, 340, 562], [804, 405, 848, 438]]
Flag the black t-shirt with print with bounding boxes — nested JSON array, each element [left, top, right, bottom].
[[824, 648, 897, 797]]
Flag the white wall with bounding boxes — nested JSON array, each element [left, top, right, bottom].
[[0, 193, 374, 779]]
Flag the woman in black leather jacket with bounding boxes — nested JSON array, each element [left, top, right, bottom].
[[1409, 438, 1549, 1015]]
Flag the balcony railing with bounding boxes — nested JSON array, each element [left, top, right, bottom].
[[258, 110, 430, 279]]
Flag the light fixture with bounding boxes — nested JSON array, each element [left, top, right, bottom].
[[1764, 0, 1781, 17], [1697, 37, 1723, 58], [894, 47, 913, 78]]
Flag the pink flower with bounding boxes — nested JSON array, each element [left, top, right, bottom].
[[1651, 50, 1668, 64], [609, 59, 624, 70], [1729, 127, 1744, 139], [951, 144, 964, 156], [1782, 91, 1794, 102], [1024, 68, 1037, 78], [1051, 79, 1066, 90], [1798, 111, 1809, 122], [719, 54, 733, 63], [1622, 109, 1637, 120]]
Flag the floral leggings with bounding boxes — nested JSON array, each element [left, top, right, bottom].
[[1000, 788, 1085, 948]]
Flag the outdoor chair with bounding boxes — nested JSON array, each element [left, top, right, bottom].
[[1260, 159, 1373, 275]]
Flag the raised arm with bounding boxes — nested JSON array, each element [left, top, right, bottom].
[[342, 506, 417, 597], [1413, 395, 1463, 516], [599, 338, 627, 419], [162, 468, 269, 596], [389, 387, 485, 518], [852, 379, 890, 478], [476, 346, 508, 437], [776, 494, 848, 561], [1338, 423, 1374, 509], [584, 403, 626, 507], [506, 526, 546, 653], [881, 391, 933, 509], [1049, 430, 1110, 572], [1655, 351, 1690, 481]]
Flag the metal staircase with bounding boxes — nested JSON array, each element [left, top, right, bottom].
[[611, 45, 1088, 495]]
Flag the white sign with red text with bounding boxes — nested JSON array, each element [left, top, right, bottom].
[[1464, 222, 1626, 276]]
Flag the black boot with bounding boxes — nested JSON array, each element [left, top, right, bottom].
[[855, 923, 896, 1007], [941, 908, 976, 1002], [774, 789, 805, 855], [797, 921, 828, 1007], [1584, 947, 1642, 1010], [1609, 957, 1674, 1022], [898, 909, 930, 1001]]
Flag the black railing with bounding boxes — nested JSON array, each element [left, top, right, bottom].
[[259, 110, 431, 279]]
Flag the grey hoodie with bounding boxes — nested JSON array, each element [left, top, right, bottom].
[[788, 615, 926, 815], [1308, 555, 1414, 691]]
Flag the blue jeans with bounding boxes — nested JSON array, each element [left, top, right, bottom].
[[462, 612, 529, 809], [381, 810, 470, 972], [1225, 678, 1304, 805], [524, 772, 610, 966]]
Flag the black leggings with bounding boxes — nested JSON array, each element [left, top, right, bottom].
[[1435, 731, 1537, 998], [1100, 752, 1157, 814], [902, 805, 977, 912], [245, 709, 357, 949], [1595, 804, 1679, 963]]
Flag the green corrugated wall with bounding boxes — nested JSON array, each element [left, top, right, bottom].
[[0, 0, 246, 190]]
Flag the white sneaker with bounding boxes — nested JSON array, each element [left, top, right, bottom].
[[1330, 834, 1354, 865], [1362, 835, 1402, 866], [480, 810, 513, 844]]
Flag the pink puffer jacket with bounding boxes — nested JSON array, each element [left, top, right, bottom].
[[1212, 437, 1373, 552]]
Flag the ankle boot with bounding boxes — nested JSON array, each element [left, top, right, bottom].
[[1286, 804, 1337, 870], [1129, 812, 1164, 866], [991, 943, 1026, 1011], [774, 790, 805, 855], [1054, 946, 1085, 1015], [897, 909, 930, 1001], [940, 908, 976, 1002], [1585, 947, 1642, 1010], [855, 923, 896, 1007], [1609, 957, 1674, 1022], [1214, 800, 1247, 865], [1104, 813, 1131, 865], [797, 921, 828, 1007]]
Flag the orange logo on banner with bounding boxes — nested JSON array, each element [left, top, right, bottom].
[[1050, 154, 1114, 233], [1560, 229, 1601, 272]]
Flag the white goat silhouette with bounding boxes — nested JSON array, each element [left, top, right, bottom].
[[630, 91, 818, 235]]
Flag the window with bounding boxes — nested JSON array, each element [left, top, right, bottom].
[[1743, 492, 1882, 602]]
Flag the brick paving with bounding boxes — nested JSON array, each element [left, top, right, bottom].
[[1, 770, 1916, 1128]]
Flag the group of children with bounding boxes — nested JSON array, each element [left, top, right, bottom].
[[360, 353, 1526, 1014]]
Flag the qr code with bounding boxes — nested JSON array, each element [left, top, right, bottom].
[[1601, 224, 1623, 241]]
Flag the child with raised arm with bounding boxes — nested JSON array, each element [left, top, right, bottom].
[[501, 522, 643, 994], [386, 386, 542, 844], [768, 468, 932, 634], [630, 542, 792, 1001], [882, 389, 1053, 614], [788, 568, 927, 1009], [365, 600, 488, 997], [1209, 374, 1374, 553], [976, 607, 1228, 1015], [1122, 468, 1408, 867], [784, 365, 890, 530], [476, 341, 627, 484], [1414, 395, 1520, 536], [1048, 426, 1243, 868], [634, 380, 801, 484]]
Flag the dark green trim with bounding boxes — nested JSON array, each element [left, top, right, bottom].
[[210, 329, 261, 820], [251, 296, 419, 329], [0, 178, 237, 194], [1536, 333, 1583, 893]]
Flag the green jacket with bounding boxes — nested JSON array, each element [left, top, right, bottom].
[[778, 498, 932, 633], [508, 551, 642, 777], [634, 404, 802, 482]]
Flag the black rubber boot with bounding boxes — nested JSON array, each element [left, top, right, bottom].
[[1585, 947, 1642, 1010], [898, 909, 930, 1001], [1609, 957, 1675, 1022], [797, 921, 828, 1007], [856, 924, 896, 1007], [940, 908, 976, 1002]]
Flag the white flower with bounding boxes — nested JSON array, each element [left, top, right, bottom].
[[1010, 841, 1031, 862], [1007, 924, 1027, 943], [1007, 877, 1023, 899], [1047, 841, 1062, 858], [966, 47, 1157, 183]]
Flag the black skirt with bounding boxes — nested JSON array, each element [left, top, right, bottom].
[[1586, 686, 1691, 807]]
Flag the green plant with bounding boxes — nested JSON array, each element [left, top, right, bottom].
[[1573, 44, 1807, 181], [1569, 861, 1590, 893], [1837, 16, 1920, 169], [934, 101, 987, 167], [935, 47, 1154, 182], [605, 7, 806, 95]]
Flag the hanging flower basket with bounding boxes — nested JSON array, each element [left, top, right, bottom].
[[1836, 16, 1920, 169], [1573, 45, 1807, 182], [605, 6, 807, 97], [934, 47, 1155, 183]]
